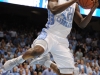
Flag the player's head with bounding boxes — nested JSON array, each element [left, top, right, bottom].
[[74, 62, 78, 67]]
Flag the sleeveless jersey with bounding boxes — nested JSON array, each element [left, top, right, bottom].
[[44, 0, 76, 38]]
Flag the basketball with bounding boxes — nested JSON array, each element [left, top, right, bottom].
[[78, 0, 95, 9]]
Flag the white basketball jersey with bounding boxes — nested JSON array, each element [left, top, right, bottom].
[[45, 0, 76, 38]]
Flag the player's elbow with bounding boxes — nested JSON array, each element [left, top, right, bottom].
[[80, 26, 86, 29], [77, 19, 86, 29], [78, 24, 86, 29]]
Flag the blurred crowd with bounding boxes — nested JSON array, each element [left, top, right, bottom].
[[0, 24, 100, 75], [69, 28, 100, 75]]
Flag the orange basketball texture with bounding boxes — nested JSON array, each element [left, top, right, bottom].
[[78, 0, 95, 9]]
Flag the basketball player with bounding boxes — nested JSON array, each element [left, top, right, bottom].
[[2, 0, 99, 75]]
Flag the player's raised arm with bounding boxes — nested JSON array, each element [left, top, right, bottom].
[[48, 0, 78, 15], [74, 0, 99, 29]]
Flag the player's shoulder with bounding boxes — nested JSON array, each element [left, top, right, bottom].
[[74, 2, 78, 8], [75, 3, 80, 11]]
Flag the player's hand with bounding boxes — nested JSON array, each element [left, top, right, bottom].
[[94, 0, 99, 7], [92, 0, 99, 9], [91, 0, 99, 11]]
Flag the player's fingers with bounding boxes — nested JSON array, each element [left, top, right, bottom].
[[95, 0, 98, 3], [94, 1, 99, 8], [92, 0, 96, 3]]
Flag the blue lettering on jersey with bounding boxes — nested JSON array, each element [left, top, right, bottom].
[[57, 13, 68, 27], [46, 10, 55, 28], [66, 7, 74, 22], [56, 7, 74, 28]]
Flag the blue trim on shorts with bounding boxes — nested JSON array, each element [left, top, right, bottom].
[[37, 29, 47, 40]]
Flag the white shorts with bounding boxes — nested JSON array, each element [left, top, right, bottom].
[[32, 30, 74, 74]]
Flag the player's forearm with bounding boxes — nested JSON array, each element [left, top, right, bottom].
[[79, 10, 95, 28], [79, 1, 99, 28], [50, 0, 76, 15]]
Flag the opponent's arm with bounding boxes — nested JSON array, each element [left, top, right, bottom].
[[48, 0, 78, 15], [74, 0, 99, 29]]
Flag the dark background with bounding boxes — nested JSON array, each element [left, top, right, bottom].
[[0, 1, 100, 31]]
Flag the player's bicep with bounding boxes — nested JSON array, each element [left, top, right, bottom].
[[74, 4, 84, 26]]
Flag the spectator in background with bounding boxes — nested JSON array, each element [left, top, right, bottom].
[[11, 45, 17, 54], [92, 38, 97, 47], [42, 68, 55, 75], [75, 41, 82, 52], [1, 54, 5, 63], [93, 50, 99, 59], [6, 52, 12, 60], [13, 54, 18, 58], [71, 28, 76, 38], [92, 67, 100, 75], [86, 62, 92, 75], [7, 46, 11, 52], [77, 60, 81, 65], [74, 62, 79, 75], [86, 44, 91, 52], [17, 47, 24, 56], [29, 66, 34, 75], [0, 47, 5, 54], [13, 36, 21, 47], [86, 36, 92, 45], [79, 69, 87, 75], [82, 55, 89, 64], [19, 69, 24, 75], [5, 32, 11, 43], [9, 29, 17, 41], [69, 46, 74, 54], [74, 54, 78, 62], [71, 37, 77, 51], [20, 39, 25, 48], [6, 40, 13, 47], [92, 58, 98, 67], [35, 64, 42, 74], [78, 59, 87, 74], [76, 32, 82, 41], [87, 51, 93, 59], [18, 64, 25, 75], [23, 62, 30, 75], [38, 72, 42, 75], [1, 21, 100, 75], [33, 71, 38, 75], [10, 67, 19, 75], [0, 69, 3, 74], [0, 39, 6, 48], [41, 66, 46, 72], [75, 48, 83, 60], [98, 59, 100, 66], [82, 43, 88, 54], [71, 42, 76, 52], [0, 58, 2, 68]]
